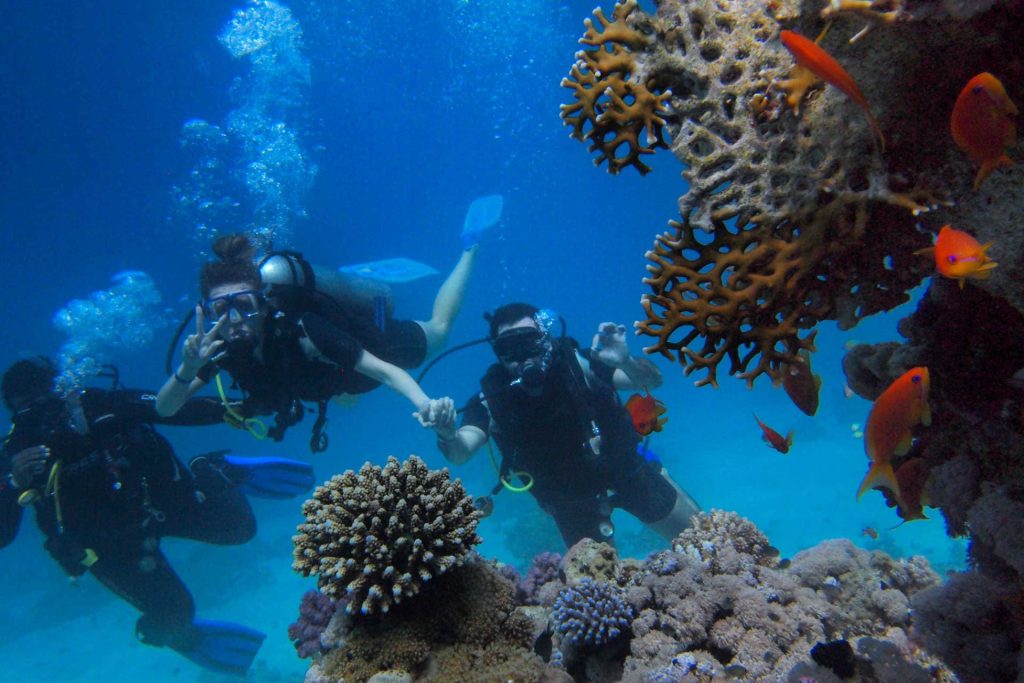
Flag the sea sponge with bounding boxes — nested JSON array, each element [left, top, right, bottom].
[[292, 455, 482, 614], [552, 578, 635, 648]]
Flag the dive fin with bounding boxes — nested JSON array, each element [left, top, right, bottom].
[[176, 618, 266, 675], [338, 257, 440, 284], [224, 455, 315, 499], [461, 194, 504, 249]]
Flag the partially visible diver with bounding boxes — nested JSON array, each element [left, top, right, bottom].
[[430, 303, 700, 548], [0, 357, 315, 675], [155, 230, 479, 450]]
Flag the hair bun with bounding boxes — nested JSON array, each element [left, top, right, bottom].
[[212, 233, 257, 264]]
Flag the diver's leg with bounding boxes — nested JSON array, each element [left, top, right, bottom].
[[545, 497, 613, 549], [89, 545, 197, 649], [161, 455, 257, 545], [416, 247, 477, 357], [645, 468, 701, 541]]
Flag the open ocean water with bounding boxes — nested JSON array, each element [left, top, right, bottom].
[[0, 1, 966, 680]]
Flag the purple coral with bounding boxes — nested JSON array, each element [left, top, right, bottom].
[[518, 551, 562, 605], [288, 589, 335, 658], [551, 577, 633, 647]]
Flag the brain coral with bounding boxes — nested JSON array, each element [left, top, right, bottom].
[[292, 455, 482, 615]]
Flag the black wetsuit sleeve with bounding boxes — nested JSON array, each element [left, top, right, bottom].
[[196, 362, 217, 383], [299, 313, 362, 371], [90, 390, 226, 427], [460, 394, 490, 436], [0, 454, 25, 550]]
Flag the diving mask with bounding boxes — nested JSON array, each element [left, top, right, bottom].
[[202, 290, 265, 323], [493, 327, 546, 364]]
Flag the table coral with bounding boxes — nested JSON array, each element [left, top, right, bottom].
[[292, 454, 482, 615]]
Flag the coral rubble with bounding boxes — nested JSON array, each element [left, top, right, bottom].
[[292, 455, 483, 615]]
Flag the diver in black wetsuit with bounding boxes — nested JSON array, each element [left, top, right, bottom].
[[431, 303, 701, 549], [0, 357, 312, 674], [155, 233, 468, 451]]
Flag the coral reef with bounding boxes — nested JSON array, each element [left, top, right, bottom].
[[517, 551, 563, 605], [562, 0, 1024, 388], [551, 578, 634, 648], [305, 509, 957, 682], [288, 589, 336, 658], [843, 273, 1024, 680], [311, 558, 554, 683], [292, 455, 483, 614]]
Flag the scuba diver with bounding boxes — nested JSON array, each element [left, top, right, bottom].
[[429, 303, 701, 548], [155, 198, 499, 450], [0, 357, 315, 675]]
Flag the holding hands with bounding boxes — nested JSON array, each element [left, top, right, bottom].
[[414, 396, 457, 438]]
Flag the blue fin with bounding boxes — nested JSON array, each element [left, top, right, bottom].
[[461, 194, 504, 248], [339, 257, 440, 284], [176, 619, 266, 675], [636, 442, 661, 465], [224, 455, 315, 499]]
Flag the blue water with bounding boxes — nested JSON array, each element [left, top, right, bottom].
[[0, 2, 965, 680]]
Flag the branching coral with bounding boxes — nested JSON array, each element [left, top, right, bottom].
[[292, 455, 482, 615], [552, 578, 634, 648], [560, 0, 672, 174]]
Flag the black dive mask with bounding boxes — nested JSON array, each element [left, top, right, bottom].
[[493, 328, 553, 395]]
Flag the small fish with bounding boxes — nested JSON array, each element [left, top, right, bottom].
[[861, 526, 879, 539], [781, 349, 822, 416], [915, 225, 997, 288], [753, 413, 794, 454], [893, 457, 930, 522], [951, 72, 1018, 190], [625, 388, 668, 436], [779, 29, 885, 151], [858, 367, 931, 501]]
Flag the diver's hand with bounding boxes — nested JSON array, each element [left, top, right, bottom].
[[181, 306, 227, 376], [414, 397, 456, 433], [591, 322, 630, 368], [10, 446, 50, 489]]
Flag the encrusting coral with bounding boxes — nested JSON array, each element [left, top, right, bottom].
[[559, 0, 1024, 388], [292, 454, 483, 615]]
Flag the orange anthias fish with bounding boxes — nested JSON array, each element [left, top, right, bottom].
[[781, 349, 822, 417], [753, 414, 794, 454], [915, 224, 997, 288], [778, 29, 885, 152], [951, 72, 1018, 190], [858, 367, 931, 501], [625, 388, 667, 436]]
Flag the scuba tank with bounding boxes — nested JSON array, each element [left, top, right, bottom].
[[258, 252, 394, 325]]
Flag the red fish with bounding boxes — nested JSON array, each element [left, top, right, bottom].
[[951, 72, 1018, 190], [625, 388, 667, 435], [781, 349, 822, 416], [753, 414, 793, 454], [779, 29, 885, 152], [858, 367, 931, 501], [915, 225, 997, 288]]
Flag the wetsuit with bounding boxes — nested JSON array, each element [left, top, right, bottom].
[[0, 389, 255, 650], [461, 339, 678, 547], [197, 309, 428, 440]]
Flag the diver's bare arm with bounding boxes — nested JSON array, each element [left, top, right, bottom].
[[437, 425, 487, 465], [612, 356, 663, 391], [155, 372, 206, 417], [352, 350, 431, 410]]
